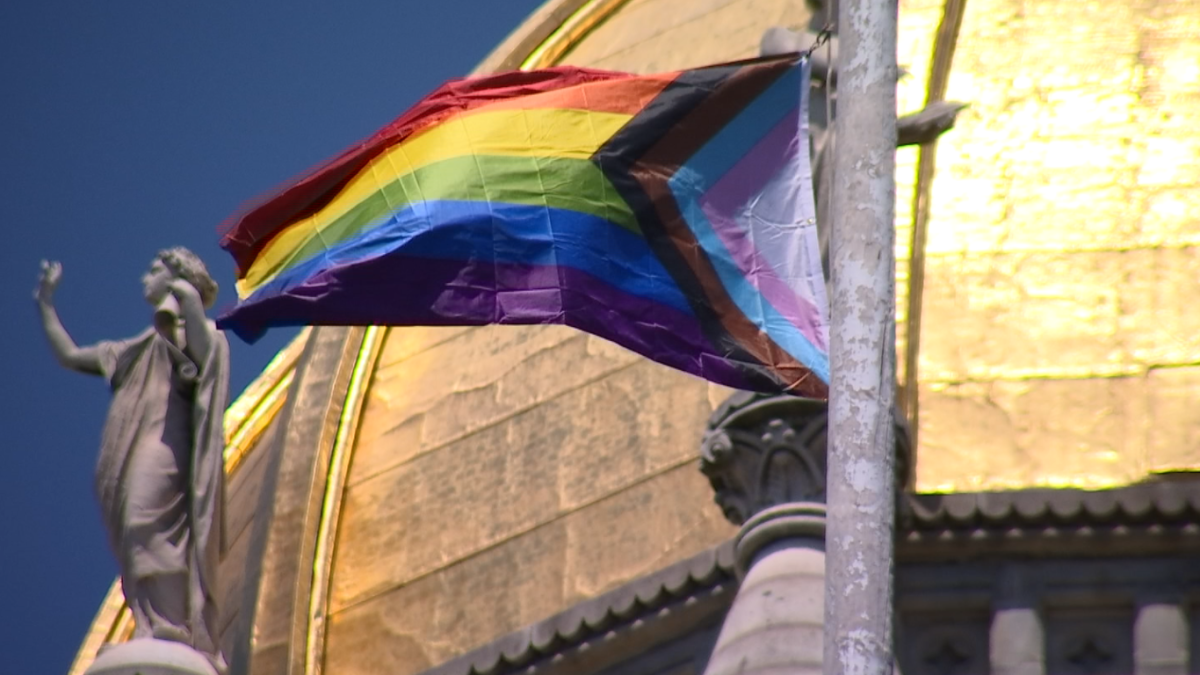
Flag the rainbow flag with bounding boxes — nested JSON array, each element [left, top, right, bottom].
[[218, 55, 829, 396]]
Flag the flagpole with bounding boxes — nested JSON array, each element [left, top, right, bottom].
[[824, 0, 899, 671]]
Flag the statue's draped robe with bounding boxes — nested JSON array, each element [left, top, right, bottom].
[[94, 321, 229, 674]]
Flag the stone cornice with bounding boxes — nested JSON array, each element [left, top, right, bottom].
[[412, 477, 1200, 675], [396, 380, 1200, 675], [419, 543, 737, 675], [899, 475, 1200, 560]]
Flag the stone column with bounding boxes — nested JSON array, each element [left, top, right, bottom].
[[697, 393, 909, 675], [989, 609, 1045, 675], [1134, 601, 1189, 675], [704, 503, 828, 675], [989, 567, 1045, 675]]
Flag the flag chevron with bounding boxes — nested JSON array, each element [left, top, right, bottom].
[[218, 55, 829, 396], [589, 58, 824, 392]]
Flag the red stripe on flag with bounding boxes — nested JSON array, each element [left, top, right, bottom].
[[220, 65, 637, 275]]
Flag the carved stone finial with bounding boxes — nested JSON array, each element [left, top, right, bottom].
[[700, 392, 910, 526]]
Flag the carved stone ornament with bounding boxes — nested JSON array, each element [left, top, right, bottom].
[[700, 391, 911, 525], [911, 625, 989, 675]]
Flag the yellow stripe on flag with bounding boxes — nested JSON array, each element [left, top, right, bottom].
[[238, 107, 632, 297]]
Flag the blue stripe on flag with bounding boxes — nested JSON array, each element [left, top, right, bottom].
[[244, 200, 695, 317], [666, 62, 830, 382]]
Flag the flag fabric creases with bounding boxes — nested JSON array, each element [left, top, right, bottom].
[[218, 55, 829, 396]]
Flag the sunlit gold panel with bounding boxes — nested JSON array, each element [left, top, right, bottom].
[[333, 350, 730, 612], [327, 316, 736, 672], [560, 0, 797, 73], [1146, 366, 1200, 472], [324, 464, 732, 675], [918, 377, 1150, 492], [920, 364, 1200, 491], [912, 0, 1200, 489], [350, 325, 643, 486]]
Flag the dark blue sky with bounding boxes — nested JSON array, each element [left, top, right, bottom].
[[0, 2, 543, 671]]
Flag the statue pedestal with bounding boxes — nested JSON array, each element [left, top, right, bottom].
[[85, 639, 217, 675]]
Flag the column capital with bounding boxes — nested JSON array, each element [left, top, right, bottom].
[[699, 392, 910, 526]]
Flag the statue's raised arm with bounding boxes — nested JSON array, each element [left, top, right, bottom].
[[158, 247, 218, 366], [35, 260, 105, 375], [37, 249, 230, 675]]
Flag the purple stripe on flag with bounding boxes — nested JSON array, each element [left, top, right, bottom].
[[219, 253, 769, 391], [697, 108, 827, 351]]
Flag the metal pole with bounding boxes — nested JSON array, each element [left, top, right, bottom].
[[824, 0, 898, 671]]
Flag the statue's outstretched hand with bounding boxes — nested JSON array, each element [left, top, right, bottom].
[[34, 259, 102, 375], [35, 260, 63, 305]]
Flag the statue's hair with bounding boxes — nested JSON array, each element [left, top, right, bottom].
[[159, 246, 219, 309]]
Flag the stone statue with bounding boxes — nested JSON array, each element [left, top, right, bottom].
[[761, 0, 967, 277], [35, 249, 230, 675]]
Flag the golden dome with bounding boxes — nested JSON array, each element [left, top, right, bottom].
[[70, 0, 1200, 673]]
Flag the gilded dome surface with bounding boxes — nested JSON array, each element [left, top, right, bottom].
[[70, 0, 1200, 673], [323, 325, 737, 674], [891, 0, 1200, 490]]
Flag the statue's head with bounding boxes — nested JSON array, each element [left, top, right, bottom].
[[142, 246, 219, 309]]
